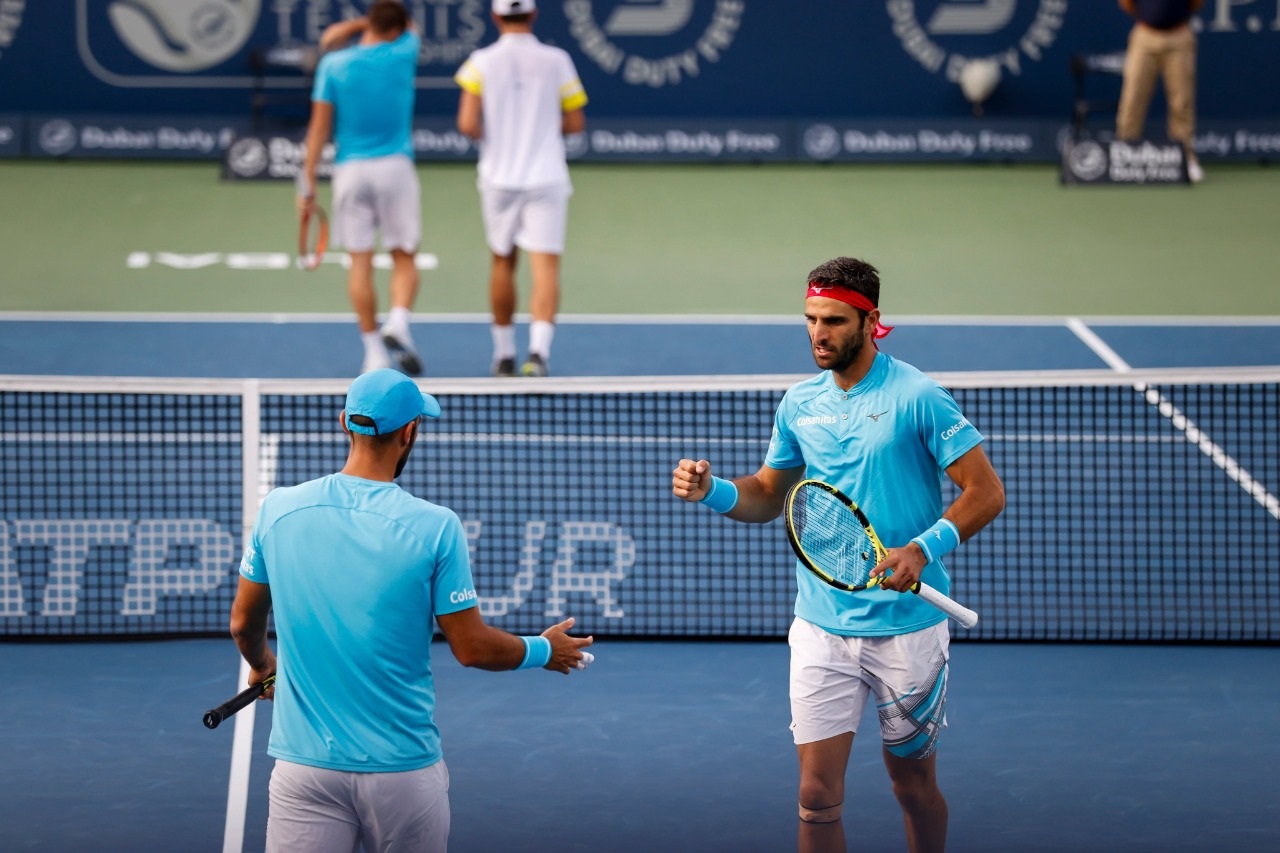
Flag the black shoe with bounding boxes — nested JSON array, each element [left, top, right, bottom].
[[381, 329, 422, 376], [492, 357, 516, 377], [520, 353, 548, 377]]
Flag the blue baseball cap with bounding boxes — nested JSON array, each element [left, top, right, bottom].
[[343, 369, 441, 436]]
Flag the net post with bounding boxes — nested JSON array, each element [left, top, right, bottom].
[[222, 379, 263, 853]]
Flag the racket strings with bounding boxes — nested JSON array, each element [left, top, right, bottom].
[[793, 488, 876, 587]]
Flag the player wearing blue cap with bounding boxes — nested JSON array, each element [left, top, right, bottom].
[[231, 368, 594, 851]]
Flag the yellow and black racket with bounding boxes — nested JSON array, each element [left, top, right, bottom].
[[783, 479, 979, 628], [203, 675, 275, 729], [298, 205, 328, 271]]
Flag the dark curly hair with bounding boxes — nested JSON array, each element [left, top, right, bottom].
[[806, 257, 881, 308]]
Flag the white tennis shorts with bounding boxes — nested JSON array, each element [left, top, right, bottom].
[[479, 183, 571, 255], [789, 617, 950, 759], [265, 758, 450, 852], [331, 153, 421, 253]]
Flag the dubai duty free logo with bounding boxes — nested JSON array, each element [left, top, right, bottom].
[[77, 1, 484, 87], [886, 0, 1068, 85], [95, 0, 260, 72], [564, 0, 745, 88]]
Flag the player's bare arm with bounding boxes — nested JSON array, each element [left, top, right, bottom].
[[873, 444, 1005, 591], [319, 17, 368, 52], [672, 459, 803, 523], [562, 107, 585, 135], [456, 91, 483, 140], [437, 607, 593, 674], [297, 101, 334, 213], [229, 576, 277, 696]]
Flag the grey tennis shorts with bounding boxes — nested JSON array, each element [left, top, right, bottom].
[[265, 758, 450, 852]]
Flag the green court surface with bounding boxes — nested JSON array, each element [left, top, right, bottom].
[[1, 160, 1278, 316]]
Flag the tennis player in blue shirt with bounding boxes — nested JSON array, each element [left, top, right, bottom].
[[298, 1, 425, 376], [672, 257, 1004, 853], [231, 368, 594, 852]]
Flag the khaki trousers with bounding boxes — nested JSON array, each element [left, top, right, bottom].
[[1115, 23, 1197, 146]]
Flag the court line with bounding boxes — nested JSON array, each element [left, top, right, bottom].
[[1068, 317, 1280, 521], [2, 311, 1278, 325]]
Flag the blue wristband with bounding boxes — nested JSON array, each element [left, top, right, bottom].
[[518, 636, 552, 670], [910, 518, 961, 564], [699, 476, 739, 514]]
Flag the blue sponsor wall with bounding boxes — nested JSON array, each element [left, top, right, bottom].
[[1, 2, 1277, 162]]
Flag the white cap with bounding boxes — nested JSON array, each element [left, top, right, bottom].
[[492, 0, 535, 15]]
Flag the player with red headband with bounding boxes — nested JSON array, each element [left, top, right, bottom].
[[671, 256, 1004, 853]]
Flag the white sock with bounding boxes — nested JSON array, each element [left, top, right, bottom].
[[384, 307, 413, 341], [492, 323, 516, 360], [529, 320, 555, 361], [362, 331, 387, 356]]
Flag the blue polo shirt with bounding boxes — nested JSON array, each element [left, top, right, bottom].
[[239, 473, 478, 772], [765, 353, 983, 636], [312, 32, 419, 163]]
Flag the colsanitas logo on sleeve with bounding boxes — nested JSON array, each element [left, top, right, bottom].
[[940, 417, 971, 440], [449, 588, 478, 605]]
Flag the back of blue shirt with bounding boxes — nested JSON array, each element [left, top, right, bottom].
[[312, 32, 419, 163], [240, 473, 478, 772], [766, 353, 983, 636]]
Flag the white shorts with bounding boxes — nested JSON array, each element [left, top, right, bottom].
[[479, 183, 570, 256], [331, 153, 421, 253], [265, 758, 450, 853], [788, 617, 950, 759]]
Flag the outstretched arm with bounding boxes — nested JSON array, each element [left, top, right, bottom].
[[436, 608, 593, 675]]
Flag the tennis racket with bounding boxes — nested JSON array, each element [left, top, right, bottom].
[[203, 675, 276, 729], [298, 204, 328, 271], [783, 479, 979, 628]]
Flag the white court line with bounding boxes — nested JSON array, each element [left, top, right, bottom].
[[1, 311, 1278, 325], [1068, 317, 1280, 521]]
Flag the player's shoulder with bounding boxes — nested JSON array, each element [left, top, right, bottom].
[[783, 372, 834, 407], [879, 354, 942, 395]]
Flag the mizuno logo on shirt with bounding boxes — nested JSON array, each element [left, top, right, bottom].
[[867, 411, 888, 422]]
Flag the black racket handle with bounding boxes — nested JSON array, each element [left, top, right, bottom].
[[203, 676, 275, 730]]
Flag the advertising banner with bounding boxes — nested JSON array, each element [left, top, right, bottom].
[[0, 114, 22, 156], [1, 2, 1278, 123], [1060, 138, 1188, 186]]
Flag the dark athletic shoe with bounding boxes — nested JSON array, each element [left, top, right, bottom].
[[520, 353, 549, 377], [381, 329, 422, 376]]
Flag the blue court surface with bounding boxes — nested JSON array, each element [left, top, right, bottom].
[[2, 314, 1278, 852], [2, 639, 1278, 853], [2, 314, 1279, 378]]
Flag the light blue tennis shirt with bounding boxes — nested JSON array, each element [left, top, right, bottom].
[[312, 32, 419, 163], [239, 473, 478, 772], [766, 352, 984, 637]]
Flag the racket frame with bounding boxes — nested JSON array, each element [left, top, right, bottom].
[[783, 479, 979, 628]]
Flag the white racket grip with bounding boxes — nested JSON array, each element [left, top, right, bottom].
[[915, 582, 979, 629]]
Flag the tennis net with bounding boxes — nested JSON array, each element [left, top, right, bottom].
[[1, 369, 1276, 643]]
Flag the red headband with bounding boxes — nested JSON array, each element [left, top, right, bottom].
[[806, 282, 894, 340]]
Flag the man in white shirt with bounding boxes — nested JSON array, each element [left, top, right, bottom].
[[455, 0, 588, 377]]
